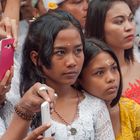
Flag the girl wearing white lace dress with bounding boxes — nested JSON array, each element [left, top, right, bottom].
[[1, 10, 115, 140]]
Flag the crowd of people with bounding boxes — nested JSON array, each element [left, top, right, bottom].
[[0, 0, 140, 140]]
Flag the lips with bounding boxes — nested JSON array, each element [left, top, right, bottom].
[[125, 34, 134, 40], [63, 71, 79, 78], [106, 86, 118, 94]]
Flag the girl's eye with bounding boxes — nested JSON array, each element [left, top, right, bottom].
[[94, 71, 104, 76], [54, 50, 65, 56], [75, 47, 83, 55], [111, 65, 118, 72], [114, 19, 124, 25], [129, 16, 134, 22], [74, 0, 82, 4]]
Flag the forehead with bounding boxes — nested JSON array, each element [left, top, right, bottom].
[[88, 52, 115, 67], [54, 27, 82, 47], [106, 1, 132, 18]]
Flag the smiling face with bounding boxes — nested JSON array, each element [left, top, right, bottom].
[[42, 27, 84, 87], [79, 51, 120, 102], [104, 1, 135, 52], [59, 0, 88, 28]]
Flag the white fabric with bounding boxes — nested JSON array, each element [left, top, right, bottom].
[[0, 100, 14, 128], [0, 117, 6, 136], [6, 20, 29, 105], [135, 7, 140, 36], [43, 0, 64, 11], [51, 92, 115, 140]]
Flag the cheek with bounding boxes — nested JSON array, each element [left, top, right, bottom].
[[78, 54, 84, 66]]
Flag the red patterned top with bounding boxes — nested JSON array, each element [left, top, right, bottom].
[[123, 79, 140, 104]]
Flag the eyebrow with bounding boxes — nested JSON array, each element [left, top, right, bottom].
[[54, 44, 83, 49], [92, 61, 117, 70], [112, 12, 133, 19]]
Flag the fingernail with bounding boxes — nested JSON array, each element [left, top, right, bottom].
[[47, 98, 51, 102], [5, 70, 10, 76], [6, 34, 12, 38], [54, 93, 58, 98]]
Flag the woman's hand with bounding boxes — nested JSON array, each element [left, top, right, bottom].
[[23, 124, 54, 140], [0, 66, 13, 104], [0, 16, 18, 46], [18, 82, 57, 114]]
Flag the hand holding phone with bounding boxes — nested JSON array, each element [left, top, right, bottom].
[[41, 101, 51, 137], [0, 38, 14, 81]]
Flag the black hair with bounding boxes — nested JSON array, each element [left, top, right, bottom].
[[20, 9, 84, 95], [78, 38, 122, 107], [85, 0, 134, 63], [20, 9, 84, 128]]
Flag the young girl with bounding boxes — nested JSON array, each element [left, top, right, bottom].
[[1, 10, 115, 140], [78, 38, 140, 139], [85, 0, 140, 104]]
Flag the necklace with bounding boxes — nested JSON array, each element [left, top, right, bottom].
[[54, 91, 80, 136]]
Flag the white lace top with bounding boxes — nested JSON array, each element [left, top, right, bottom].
[[51, 93, 115, 140]]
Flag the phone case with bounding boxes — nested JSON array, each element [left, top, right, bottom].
[[0, 38, 14, 80], [41, 101, 52, 137]]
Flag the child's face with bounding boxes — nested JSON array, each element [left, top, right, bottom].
[[79, 52, 120, 102], [42, 28, 84, 87]]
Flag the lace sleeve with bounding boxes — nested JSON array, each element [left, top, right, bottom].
[[94, 102, 115, 140]]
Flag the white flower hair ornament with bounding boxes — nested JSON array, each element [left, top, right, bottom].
[[42, 0, 64, 11]]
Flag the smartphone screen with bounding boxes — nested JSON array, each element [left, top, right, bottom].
[[0, 38, 14, 81]]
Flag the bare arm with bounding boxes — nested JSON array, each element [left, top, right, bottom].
[[0, 82, 56, 140], [4, 0, 20, 23], [0, 113, 30, 140]]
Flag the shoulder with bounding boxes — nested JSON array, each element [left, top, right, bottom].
[[119, 97, 140, 117], [83, 92, 106, 107], [132, 61, 140, 74], [81, 92, 108, 116]]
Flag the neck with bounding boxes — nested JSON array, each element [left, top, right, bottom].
[[45, 81, 77, 98], [113, 48, 126, 66]]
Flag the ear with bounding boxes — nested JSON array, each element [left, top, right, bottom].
[[30, 51, 38, 66]]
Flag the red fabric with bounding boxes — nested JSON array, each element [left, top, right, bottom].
[[123, 80, 140, 104]]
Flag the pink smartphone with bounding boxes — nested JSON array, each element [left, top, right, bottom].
[[0, 38, 14, 81]]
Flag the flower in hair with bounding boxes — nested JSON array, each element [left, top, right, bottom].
[[48, 2, 58, 10]]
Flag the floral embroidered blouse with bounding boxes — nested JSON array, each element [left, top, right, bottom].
[[116, 97, 140, 140], [123, 79, 140, 104]]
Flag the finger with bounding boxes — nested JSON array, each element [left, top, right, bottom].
[[23, 124, 51, 140], [5, 66, 14, 86], [11, 19, 18, 47], [4, 17, 12, 38], [0, 28, 7, 38], [0, 70, 11, 86], [34, 83, 51, 102], [47, 88, 57, 104]]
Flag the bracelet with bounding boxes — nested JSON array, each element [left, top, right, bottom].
[[14, 104, 35, 121]]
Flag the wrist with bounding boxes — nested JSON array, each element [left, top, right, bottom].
[[14, 104, 36, 121]]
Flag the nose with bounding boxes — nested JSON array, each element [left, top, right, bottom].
[[65, 54, 77, 68], [83, 0, 88, 11], [124, 20, 135, 32], [106, 71, 115, 83]]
